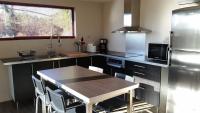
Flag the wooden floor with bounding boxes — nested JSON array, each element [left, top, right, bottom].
[[0, 101, 158, 113]]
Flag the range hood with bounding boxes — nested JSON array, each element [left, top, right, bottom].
[[112, 0, 151, 33]]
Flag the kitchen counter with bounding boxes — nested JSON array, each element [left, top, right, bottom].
[[96, 53, 168, 68], [1, 52, 168, 68], [1, 55, 72, 65]]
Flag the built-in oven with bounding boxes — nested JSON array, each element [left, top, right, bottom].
[[106, 57, 125, 68]]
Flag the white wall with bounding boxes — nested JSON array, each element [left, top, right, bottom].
[[0, 0, 103, 102], [103, 0, 126, 52]]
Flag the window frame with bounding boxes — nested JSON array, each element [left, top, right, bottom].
[[0, 1, 75, 41]]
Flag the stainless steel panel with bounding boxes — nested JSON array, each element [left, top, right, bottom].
[[167, 50, 200, 113], [167, 66, 200, 113], [171, 7, 200, 51], [125, 33, 146, 55], [177, 0, 200, 4], [170, 50, 200, 68]]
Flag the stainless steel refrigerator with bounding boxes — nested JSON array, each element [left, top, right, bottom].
[[167, 6, 200, 113]]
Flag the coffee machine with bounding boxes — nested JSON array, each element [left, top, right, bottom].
[[99, 39, 108, 53]]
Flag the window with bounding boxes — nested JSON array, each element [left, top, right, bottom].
[[0, 2, 75, 40]]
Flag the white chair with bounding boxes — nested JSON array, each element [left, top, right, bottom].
[[32, 76, 51, 113], [115, 72, 135, 82], [89, 66, 103, 73], [32, 76, 75, 113], [46, 87, 84, 113]]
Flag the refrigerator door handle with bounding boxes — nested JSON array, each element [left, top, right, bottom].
[[170, 31, 174, 48], [168, 31, 174, 66], [170, 65, 200, 72]]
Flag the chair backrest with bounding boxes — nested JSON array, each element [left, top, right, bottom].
[[115, 72, 134, 83], [125, 75, 134, 82], [46, 87, 66, 113], [32, 76, 45, 95], [89, 66, 103, 73]]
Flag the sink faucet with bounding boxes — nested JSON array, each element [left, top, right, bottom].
[[47, 34, 62, 57], [47, 35, 55, 57]]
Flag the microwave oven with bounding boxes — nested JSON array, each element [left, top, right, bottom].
[[148, 43, 168, 61]]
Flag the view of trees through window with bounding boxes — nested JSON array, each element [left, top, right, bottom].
[[0, 3, 74, 39]]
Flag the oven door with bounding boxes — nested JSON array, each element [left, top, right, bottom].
[[106, 57, 125, 68]]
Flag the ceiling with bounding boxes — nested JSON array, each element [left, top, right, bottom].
[[79, 0, 112, 2]]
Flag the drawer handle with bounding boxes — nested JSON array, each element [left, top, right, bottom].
[[107, 63, 122, 68], [134, 71, 145, 76], [133, 65, 146, 69], [139, 87, 145, 89]]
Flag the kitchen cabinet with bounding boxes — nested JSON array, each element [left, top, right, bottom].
[[135, 83, 160, 106], [33, 61, 54, 76], [60, 58, 76, 67], [9, 59, 77, 104], [91, 55, 111, 75], [77, 57, 91, 68], [11, 63, 34, 103], [125, 61, 161, 82], [125, 61, 161, 106], [54, 60, 60, 68], [110, 66, 125, 76], [10, 61, 55, 104]]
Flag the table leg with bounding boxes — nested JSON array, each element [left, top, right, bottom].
[[86, 103, 93, 113], [127, 90, 134, 113], [42, 100, 46, 113]]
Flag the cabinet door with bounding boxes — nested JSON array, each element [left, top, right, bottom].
[[53, 60, 60, 68], [12, 63, 34, 102], [33, 61, 54, 76], [60, 58, 76, 67], [92, 56, 111, 75], [77, 57, 91, 68], [135, 83, 160, 106]]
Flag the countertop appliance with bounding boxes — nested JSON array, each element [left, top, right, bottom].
[[167, 6, 200, 113], [99, 39, 108, 53], [148, 43, 168, 61], [87, 43, 96, 53]]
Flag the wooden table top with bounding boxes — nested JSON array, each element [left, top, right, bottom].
[[37, 66, 138, 103]]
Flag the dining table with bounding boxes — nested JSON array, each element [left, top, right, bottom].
[[37, 66, 139, 113]]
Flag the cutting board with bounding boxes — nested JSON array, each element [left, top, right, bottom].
[[64, 52, 88, 58]]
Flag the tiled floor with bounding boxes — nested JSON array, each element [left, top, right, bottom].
[[0, 101, 158, 113]]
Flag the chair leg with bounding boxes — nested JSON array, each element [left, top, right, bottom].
[[35, 96, 39, 113], [47, 105, 52, 113], [16, 101, 19, 110], [42, 100, 47, 113]]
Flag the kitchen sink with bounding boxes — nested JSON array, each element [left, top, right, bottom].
[[18, 53, 67, 61]]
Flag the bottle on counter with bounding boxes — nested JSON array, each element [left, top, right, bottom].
[[74, 36, 86, 52], [80, 37, 86, 52]]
